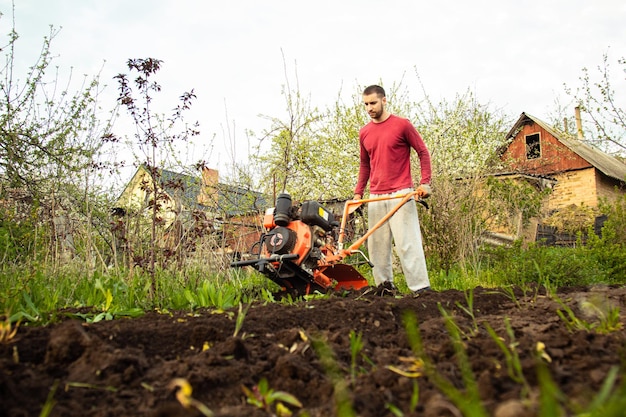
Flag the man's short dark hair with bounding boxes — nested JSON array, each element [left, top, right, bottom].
[[363, 85, 385, 97]]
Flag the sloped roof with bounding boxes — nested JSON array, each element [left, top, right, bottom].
[[160, 168, 203, 209], [115, 165, 267, 216], [162, 168, 268, 216], [215, 183, 268, 217], [505, 112, 626, 183]]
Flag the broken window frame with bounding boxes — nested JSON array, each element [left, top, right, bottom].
[[525, 132, 541, 160]]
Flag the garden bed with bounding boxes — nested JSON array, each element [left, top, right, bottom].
[[2, 285, 625, 416]]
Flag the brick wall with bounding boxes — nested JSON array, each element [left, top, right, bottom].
[[548, 168, 598, 210], [596, 171, 626, 203], [198, 167, 219, 207]]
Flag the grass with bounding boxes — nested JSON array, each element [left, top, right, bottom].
[[555, 293, 624, 334], [484, 318, 531, 397], [241, 377, 303, 415], [1, 238, 624, 325], [168, 378, 214, 417], [0, 311, 20, 343], [311, 333, 357, 417], [0, 263, 279, 325]]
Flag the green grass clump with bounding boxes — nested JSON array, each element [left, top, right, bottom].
[[0, 262, 278, 325]]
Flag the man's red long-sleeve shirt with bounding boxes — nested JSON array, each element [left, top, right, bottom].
[[354, 114, 432, 196]]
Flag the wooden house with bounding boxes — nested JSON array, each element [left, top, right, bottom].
[[496, 112, 626, 243], [112, 165, 267, 256]]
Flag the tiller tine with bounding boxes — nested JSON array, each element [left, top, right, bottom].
[[316, 264, 370, 291]]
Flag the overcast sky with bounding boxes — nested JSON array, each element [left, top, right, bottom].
[[2, 0, 625, 183]]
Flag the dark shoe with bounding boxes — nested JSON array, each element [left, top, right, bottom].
[[412, 286, 431, 297], [375, 281, 398, 296]]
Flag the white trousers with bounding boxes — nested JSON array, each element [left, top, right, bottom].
[[367, 188, 430, 291]]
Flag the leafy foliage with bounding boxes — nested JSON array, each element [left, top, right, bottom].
[[241, 377, 302, 416], [480, 241, 607, 288], [486, 176, 551, 229], [411, 88, 511, 179], [584, 194, 626, 281], [0, 20, 106, 196]]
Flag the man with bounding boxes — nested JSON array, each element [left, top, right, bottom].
[[353, 85, 431, 295]]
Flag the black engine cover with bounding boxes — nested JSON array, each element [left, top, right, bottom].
[[300, 201, 335, 231], [263, 226, 297, 254]]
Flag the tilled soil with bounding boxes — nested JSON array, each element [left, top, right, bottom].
[[1, 285, 625, 417]]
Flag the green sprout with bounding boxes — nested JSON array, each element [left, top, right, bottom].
[[241, 378, 302, 416]]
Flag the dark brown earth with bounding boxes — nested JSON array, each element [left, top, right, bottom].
[[1, 285, 625, 417]]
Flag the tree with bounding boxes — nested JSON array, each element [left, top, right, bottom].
[[408, 87, 513, 272], [312, 84, 372, 198], [565, 51, 626, 156], [0, 18, 105, 197], [0, 9, 113, 264], [253, 56, 325, 202], [114, 58, 199, 293], [410, 88, 511, 179]]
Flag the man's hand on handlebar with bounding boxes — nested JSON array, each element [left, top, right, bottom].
[[416, 184, 432, 198]]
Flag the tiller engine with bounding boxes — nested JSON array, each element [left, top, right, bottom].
[[230, 191, 426, 297]]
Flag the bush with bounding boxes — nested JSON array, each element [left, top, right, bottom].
[[584, 195, 626, 283], [480, 241, 606, 288], [0, 206, 46, 264]]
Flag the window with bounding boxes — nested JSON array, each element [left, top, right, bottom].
[[525, 133, 541, 159]]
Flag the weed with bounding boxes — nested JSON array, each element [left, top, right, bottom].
[[233, 302, 251, 338], [20, 292, 42, 322], [555, 298, 595, 333], [498, 285, 523, 309], [577, 365, 626, 416], [579, 294, 623, 334], [386, 356, 425, 378], [535, 353, 566, 417], [184, 280, 239, 310], [241, 377, 302, 416], [385, 403, 404, 416], [455, 288, 479, 336], [484, 318, 531, 397], [532, 260, 557, 299], [0, 311, 20, 343], [60, 278, 144, 323], [562, 363, 626, 416], [39, 380, 59, 417], [64, 381, 118, 392], [534, 336, 626, 416], [536, 341, 552, 363], [403, 308, 489, 417], [410, 380, 420, 413], [168, 378, 214, 417], [278, 293, 298, 305], [311, 334, 356, 417], [260, 288, 277, 303], [348, 330, 364, 384], [384, 355, 424, 413], [554, 293, 622, 334]]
